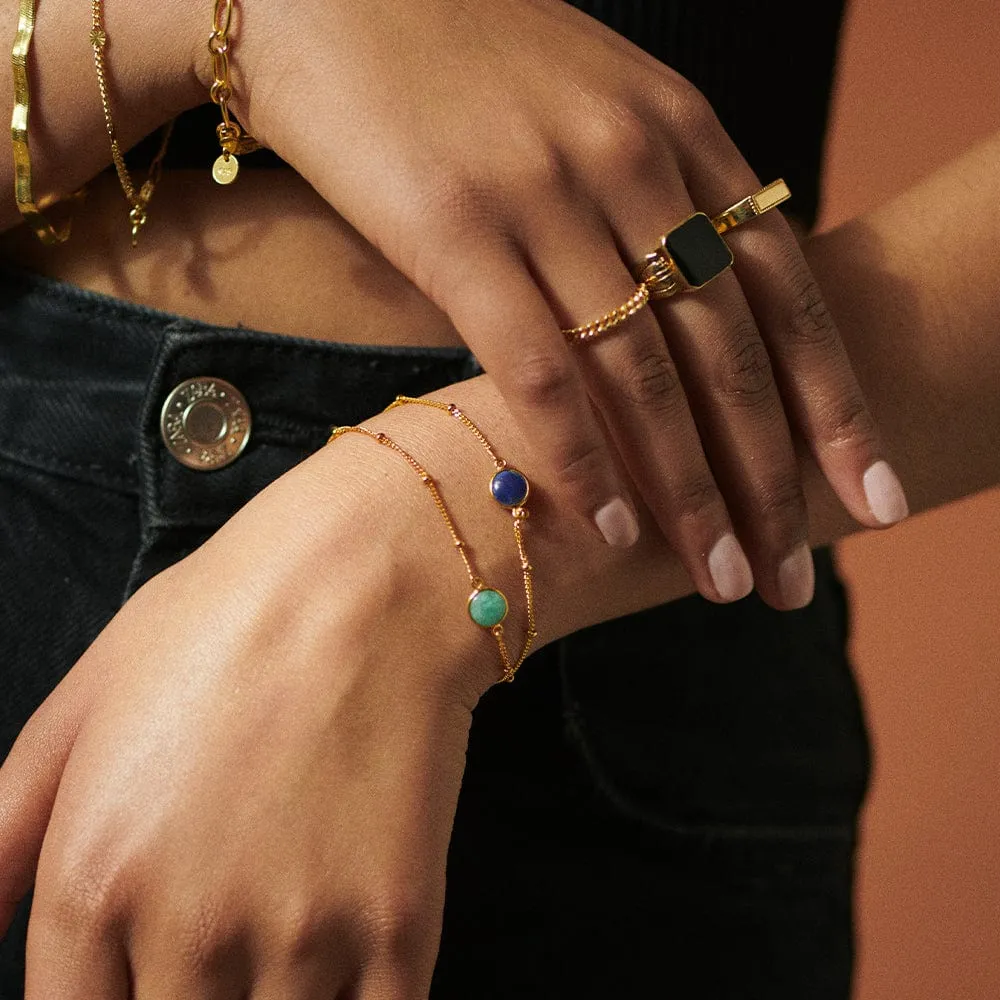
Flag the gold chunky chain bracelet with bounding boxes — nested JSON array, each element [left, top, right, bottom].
[[208, 0, 260, 185]]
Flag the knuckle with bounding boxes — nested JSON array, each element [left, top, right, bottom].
[[43, 854, 125, 934], [550, 438, 608, 499], [715, 323, 777, 407], [510, 131, 571, 194], [620, 349, 681, 412], [822, 396, 878, 449], [784, 262, 838, 350], [271, 898, 338, 963], [664, 79, 719, 139], [360, 889, 428, 963], [514, 352, 578, 412], [170, 895, 235, 974], [585, 106, 660, 176], [669, 476, 724, 527], [754, 470, 807, 525]]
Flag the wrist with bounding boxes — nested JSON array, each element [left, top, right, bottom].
[[244, 424, 506, 707]]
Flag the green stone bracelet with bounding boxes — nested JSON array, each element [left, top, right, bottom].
[[327, 409, 537, 684]]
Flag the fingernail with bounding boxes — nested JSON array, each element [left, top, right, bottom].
[[708, 533, 754, 602], [594, 497, 640, 548], [863, 460, 909, 525], [778, 544, 815, 609]]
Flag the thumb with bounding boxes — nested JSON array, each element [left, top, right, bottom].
[[0, 673, 90, 938]]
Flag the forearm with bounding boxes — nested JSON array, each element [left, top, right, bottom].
[[2, 0, 205, 235], [286, 133, 1000, 695]]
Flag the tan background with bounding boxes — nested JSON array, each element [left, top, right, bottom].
[[818, 0, 1000, 996]]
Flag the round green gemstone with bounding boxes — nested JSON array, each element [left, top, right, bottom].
[[468, 588, 508, 628]]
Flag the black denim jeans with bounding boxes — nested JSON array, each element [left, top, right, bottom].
[[0, 266, 870, 998]]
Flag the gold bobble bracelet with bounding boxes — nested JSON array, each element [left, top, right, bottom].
[[208, 0, 260, 186], [90, 0, 174, 246], [328, 410, 537, 684], [383, 395, 538, 678], [11, 0, 71, 244]]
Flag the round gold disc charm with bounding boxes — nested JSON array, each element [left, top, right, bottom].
[[212, 153, 239, 185]]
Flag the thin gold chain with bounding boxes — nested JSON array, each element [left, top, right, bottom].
[[384, 395, 538, 677], [328, 424, 530, 683], [89, 0, 173, 246]]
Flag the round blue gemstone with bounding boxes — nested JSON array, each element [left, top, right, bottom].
[[491, 469, 529, 507]]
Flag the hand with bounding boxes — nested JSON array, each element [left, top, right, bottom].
[[0, 448, 492, 999], [225, 0, 908, 610]]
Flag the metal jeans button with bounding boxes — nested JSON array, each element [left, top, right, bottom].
[[159, 376, 251, 470]]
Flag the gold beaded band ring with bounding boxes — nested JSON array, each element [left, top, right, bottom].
[[11, 0, 70, 245], [561, 283, 651, 344], [328, 403, 537, 684], [635, 179, 791, 299], [208, 0, 261, 185]]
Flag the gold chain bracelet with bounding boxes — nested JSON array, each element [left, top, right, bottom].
[[383, 395, 538, 678], [208, 0, 260, 185], [90, 0, 173, 246], [11, 0, 71, 244], [328, 411, 537, 684]]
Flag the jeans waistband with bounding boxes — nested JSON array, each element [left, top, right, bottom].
[[0, 267, 482, 510]]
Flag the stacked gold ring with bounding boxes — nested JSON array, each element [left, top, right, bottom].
[[561, 284, 651, 343], [562, 179, 791, 343]]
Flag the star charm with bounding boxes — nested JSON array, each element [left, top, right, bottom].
[[89, 28, 107, 49]]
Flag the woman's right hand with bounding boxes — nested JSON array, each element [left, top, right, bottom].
[[221, 0, 907, 609]]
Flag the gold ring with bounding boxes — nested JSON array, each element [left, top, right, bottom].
[[635, 179, 791, 299], [561, 283, 650, 343]]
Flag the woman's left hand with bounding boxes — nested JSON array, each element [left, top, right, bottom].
[[0, 438, 495, 999]]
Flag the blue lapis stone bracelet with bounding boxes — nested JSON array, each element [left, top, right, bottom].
[[383, 395, 538, 682]]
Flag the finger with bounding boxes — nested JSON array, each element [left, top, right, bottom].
[[680, 111, 909, 529], [521, 196, 754, 603], [0, 672, 91, 936], [429, 239, 640, 548], [651, 271, 814, 609], [604, 168, 813, 609]]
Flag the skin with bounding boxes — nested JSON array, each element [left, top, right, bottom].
[[0, 132, 999, 996], [0, 0, 907, 611], [1, 0, 998, 992]]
